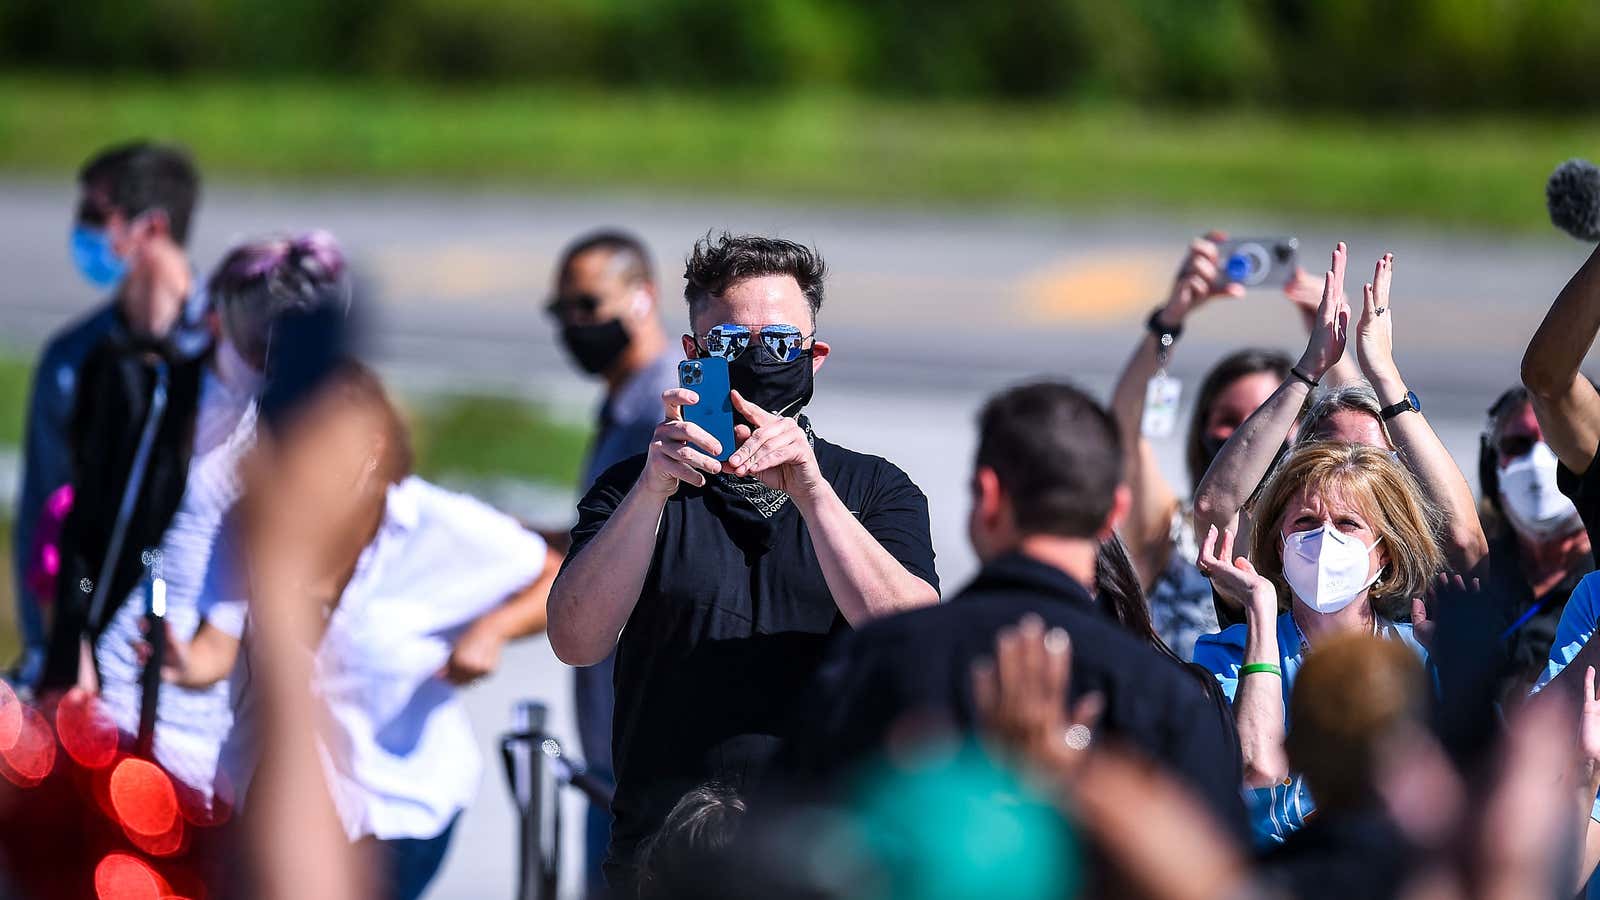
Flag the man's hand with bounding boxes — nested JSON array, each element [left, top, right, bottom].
[[1295, 242, 1352, 382], [1157, 230, 1246, 328], [726, 390, 824, 499], [1357, 252, 1401, 385], [640, 388, 724, 499], [440, 618, 507, 686], [972, 614, 1103, 783], [1197, 525, 1278, 619]]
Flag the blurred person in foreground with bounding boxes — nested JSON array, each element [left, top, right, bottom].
[[40, 233, 342, 814], [965, 615, 1583, 900], [547, 232, 940, 887], [13, 141, 202, 687], [1194, 441, 1444, 845], [779, 381, 1246, 839], [546, 228, 679, 887], [1111, 230, 1358, 656], [1191, 244, 1485, 626], [159, 360, 561, 900]]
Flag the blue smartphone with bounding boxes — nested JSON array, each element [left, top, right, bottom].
[[678, 357, 737, 462]]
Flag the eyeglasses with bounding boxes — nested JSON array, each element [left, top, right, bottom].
[[692, 323, 814, 362], [546, 293, 603, 320], [1496, 433, 1537, 461]]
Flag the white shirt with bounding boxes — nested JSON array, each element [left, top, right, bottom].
[[94, 339, 261, 804], [218, 476, 548, 841]]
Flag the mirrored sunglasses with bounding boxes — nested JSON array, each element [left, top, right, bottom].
[[693, 323, 813, 362]]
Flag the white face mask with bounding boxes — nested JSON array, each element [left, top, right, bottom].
[[1282, 523, 1383, 615], [1499, 441, 1582, 541]]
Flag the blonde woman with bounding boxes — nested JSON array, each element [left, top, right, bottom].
[[1193, 441, 1444, 845]]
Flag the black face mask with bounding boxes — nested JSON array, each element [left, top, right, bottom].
[[728, 343, 814, 425], [560, 318, 631, 375]]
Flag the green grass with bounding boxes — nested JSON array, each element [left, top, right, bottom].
[[0, 75, 1597, 230], [410, 393, 590, 487]]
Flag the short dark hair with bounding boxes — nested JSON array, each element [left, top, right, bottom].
[[556, 228, 654, 287], [977, 381, 1122, 538], [1185, 347, 1293, 491], [683, 232, 825, 319], [77, 141, 201, 245]]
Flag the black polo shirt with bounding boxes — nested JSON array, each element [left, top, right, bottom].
[[565, 435, 938, 880], [1559, 452, 1600, 566], [777, 552, 1248, 841]]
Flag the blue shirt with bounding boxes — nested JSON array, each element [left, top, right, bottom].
[[573, 350, 681, 772], [1193, 611, 1427, 846]]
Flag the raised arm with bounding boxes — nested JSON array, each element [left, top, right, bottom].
[[1523, 242, 1600, 473], [1356, 253, 1488, 572], [1197, 525, 1287, 787], [1110, 232, 1242, 589], [547, 388, 726, 667], [1193, 243, 1351, 544], [726, 390, 938, 623], [1285, 266, 1362, 388]]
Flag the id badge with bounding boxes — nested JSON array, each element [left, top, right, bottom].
[[1142, 372, 1182, 439]]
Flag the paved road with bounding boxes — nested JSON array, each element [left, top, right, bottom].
[[1, 178, 1595, 898]]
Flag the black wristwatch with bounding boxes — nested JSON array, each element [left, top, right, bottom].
[[1380, 390, 1422, 421]]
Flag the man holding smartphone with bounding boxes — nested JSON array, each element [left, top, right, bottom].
[[545, 229, 679, 888], [547, 232, 940, 888]]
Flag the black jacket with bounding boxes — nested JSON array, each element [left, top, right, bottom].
[[40, 333, 205, 690], [779, 552, 1248, 839]]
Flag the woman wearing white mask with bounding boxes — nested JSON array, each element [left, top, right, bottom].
[[1478, 386, 1593, 699], [1193, 441, 1444, 846]]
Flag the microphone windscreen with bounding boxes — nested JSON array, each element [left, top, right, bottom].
[[1547, 158, 1600, 241]]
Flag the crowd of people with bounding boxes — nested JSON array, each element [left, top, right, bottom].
[[3, 139, 1600, 900]]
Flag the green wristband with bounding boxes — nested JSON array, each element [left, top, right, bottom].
[[1239, 662, 1283, 678]]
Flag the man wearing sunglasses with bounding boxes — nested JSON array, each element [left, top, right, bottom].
[[546, 229, 679, 889], [548, 232, 940, 888], [11, 141, 201, 688]]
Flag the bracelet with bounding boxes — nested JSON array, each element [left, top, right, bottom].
[[1239, 662, 1283, 678], [1146, 308, 1184, 346], [1288, 367, 1318, 389]]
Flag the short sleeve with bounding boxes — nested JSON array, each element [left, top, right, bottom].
[[1191, 630, 1243, 704], [1558, 455, 1600, 567], [197, 525, 249, 640], [1531, 572, 1600, 694], [858, 461, 939, 594], [564, 454, 646, 569]]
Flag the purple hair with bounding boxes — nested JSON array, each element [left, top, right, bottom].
[[207, 230, 347, 367]]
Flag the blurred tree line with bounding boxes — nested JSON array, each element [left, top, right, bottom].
[[3, 0, 1598, 110]]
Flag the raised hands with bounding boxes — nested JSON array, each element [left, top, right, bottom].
[[725, 389, 823, 498], [1159, 230, 1247, 326], [1295, 242, 1352, 382], [1357, 251, 1399, 383], [972, 613, 1104, 782], [1197, 525, 1278, 617]]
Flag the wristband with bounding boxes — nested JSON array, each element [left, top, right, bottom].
[[1239, 662, 1282, 678], [1146, 308, 1184, 346], [1288, 367, 1318, 389]]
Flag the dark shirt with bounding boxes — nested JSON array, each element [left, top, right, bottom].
[[1487, 533, 1592, 691], [574, 351, 679, 773], [1257, 806, 1413, 900], [779, 552, 1248, 841], [564, 434, 938, 879], [1560, 454, 1600, 567], [12, 302, 122, 655]]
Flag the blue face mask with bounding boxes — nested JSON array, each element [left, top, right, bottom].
[[70, 224, 127, 290]]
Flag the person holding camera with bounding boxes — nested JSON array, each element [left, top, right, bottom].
[[546, 232, 940, 888]]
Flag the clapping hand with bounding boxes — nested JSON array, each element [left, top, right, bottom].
[[972, 614, 1104, 783], [1294, 242, 1352, 383], [1197, 525, 1278, 618]]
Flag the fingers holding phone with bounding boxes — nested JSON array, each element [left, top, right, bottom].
[[642, 381, 727, 498]]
